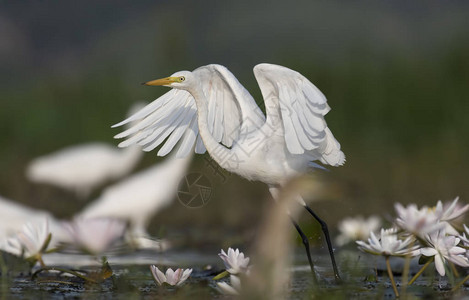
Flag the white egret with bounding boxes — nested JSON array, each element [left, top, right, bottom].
[[78, 153, 192, 238], [113, 63, 345, 279], [26, 104, 145, 199]]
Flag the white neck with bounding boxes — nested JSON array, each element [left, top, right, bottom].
[[187, 85, 234, 170]]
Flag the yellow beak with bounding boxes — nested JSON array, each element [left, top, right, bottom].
[[142, 77, 178, 86]]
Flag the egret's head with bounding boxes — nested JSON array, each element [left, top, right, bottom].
[[142, 71, 194, 90]]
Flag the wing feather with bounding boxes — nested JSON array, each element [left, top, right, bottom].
[[117, 130, 149, 148], [113, 89, 198, 156], [157, 105, 194, 156], [253, 63, 345, 166], [213, 86, 224, 142], [136, 97, 192, 148], [283, 83, 315, 150], [207, 84, 217, 134], [278, 84, 303, 154], [114, 91, 181, 139], [111, 91, 174, 128], [141, 105, 190, 152], [223, 84, 241, 146], [175, 115, 198, 158]]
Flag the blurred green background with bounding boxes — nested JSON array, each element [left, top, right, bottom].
[[1, 1, 468, 246]]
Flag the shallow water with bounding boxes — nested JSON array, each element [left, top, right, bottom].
[[2, 249, 469, 299]]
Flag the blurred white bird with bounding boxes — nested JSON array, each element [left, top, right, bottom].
[[26, 143, 143, 199], [114, 64, 345, 279], [78, 153, 192, 238], [26, 103, 145, 199]]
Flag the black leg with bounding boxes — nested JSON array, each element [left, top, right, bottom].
[[291, 218, 318, 283], [304, 205, 341, 282]]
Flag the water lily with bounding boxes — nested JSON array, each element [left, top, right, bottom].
[[432, 197, 469, 235], [394, 203, 444, 237], [150, 265, 192, 286], [0, 219, 51, 266], [451, 225, 469, 290], [357, 228, 418, 297], [419, 228, 469, 276], [217, 275, 241, 295], [336, 215, 381, 246], [64, 218, 125, 254], [458, 224, 469, 248], [357, 228, 419, 257], [218, 248, 250, 274]]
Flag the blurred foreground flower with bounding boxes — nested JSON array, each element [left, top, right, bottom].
[[419, 228, 469, 276], [150, 265, 192, 286], [336, 215, 381, 246], [0, 219, 51, 266], [217, 275, 241, 295], [64, 218, 125, 254], [218, 248, 250, 275]]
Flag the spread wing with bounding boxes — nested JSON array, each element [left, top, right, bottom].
[[253, 63, 345, 166], [112, 64, 264, 158]]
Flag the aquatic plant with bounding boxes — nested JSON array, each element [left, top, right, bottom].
[[417, 228, 469, 277], [149, 265, 192, 286], [0, 219, 52, 267], [218, 247, 250, 275], [357, 197, 469, 296]]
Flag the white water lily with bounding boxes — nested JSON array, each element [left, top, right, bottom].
[[217, 275, 241, 295], [459, 224, 469, 247], [394, 203, 444, 237], [64, 218, 125, 254], [1, 219, 51, 263], [150, 265, 192, 286], [218, 248, 250, 274], [357, 228, 419, 257], [419, 228, 469, 276], [336, 215, 381, 246], [432, 197, 469, 235]]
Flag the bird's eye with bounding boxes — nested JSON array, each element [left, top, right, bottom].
[[179, 76, 185, 82]]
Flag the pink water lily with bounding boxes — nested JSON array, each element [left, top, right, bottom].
[[218, 248, 250, 274], [64, 218, 125, 254], [150, 265, 192, 286]]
